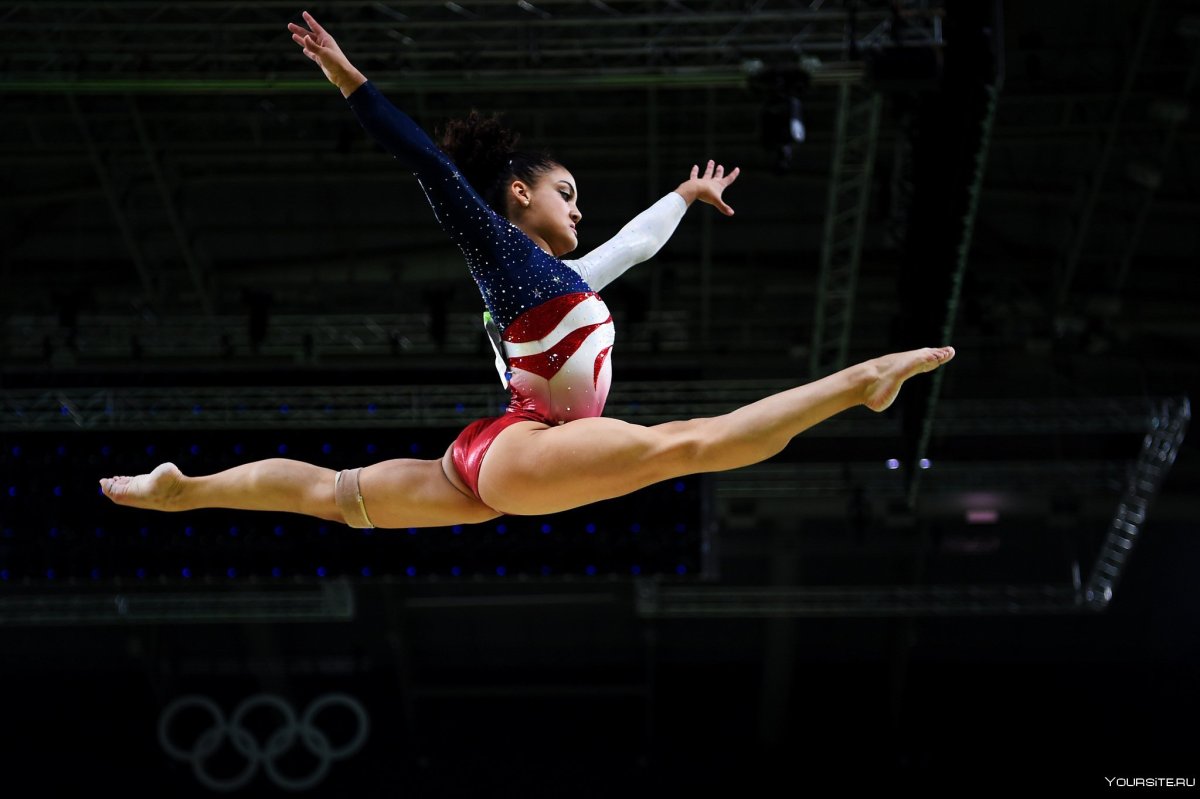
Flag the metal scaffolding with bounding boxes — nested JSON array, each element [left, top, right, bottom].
[[809, 83, 882, 376]]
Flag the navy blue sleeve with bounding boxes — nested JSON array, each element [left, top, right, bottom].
[[345, 81, 512, 251]]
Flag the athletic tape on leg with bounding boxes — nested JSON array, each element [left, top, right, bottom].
[[334, 468, 374, 529]]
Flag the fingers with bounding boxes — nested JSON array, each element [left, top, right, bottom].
[[302, 10, 327, 36], [722, 165, 741, 185], [690, 164, 699, 180]]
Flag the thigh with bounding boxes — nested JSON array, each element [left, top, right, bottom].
[[476, 417, 702, 515], [358, 457, 502, 528]]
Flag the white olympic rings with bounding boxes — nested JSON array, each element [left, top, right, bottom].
[[158, 693, 370, 792]]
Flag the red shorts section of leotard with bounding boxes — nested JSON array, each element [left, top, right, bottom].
[[451, 412, 544, 501]]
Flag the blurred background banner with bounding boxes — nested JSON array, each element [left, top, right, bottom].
[[2, 0, 1198, 794]]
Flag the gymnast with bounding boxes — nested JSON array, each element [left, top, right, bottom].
[[100, 11, 954, 529]]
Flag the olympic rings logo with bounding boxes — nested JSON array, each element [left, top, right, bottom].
[[158, 693, 370, 792]]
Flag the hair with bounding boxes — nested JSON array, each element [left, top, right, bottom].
[[437, 111, 560, 217]]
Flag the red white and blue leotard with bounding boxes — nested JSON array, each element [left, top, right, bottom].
[[346, 82, 687, 497]]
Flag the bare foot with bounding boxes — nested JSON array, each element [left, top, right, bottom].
[[863, 346, 956, 412], [99, 462, 186, 511]]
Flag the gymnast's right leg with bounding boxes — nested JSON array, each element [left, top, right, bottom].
[[100, 456, 500, 528]]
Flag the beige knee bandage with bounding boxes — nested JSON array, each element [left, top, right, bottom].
[[334, 468, 374, 529]]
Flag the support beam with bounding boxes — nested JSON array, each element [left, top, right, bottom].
[[128, 97, 215, 316]]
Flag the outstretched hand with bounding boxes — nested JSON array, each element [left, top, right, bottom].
[[287, 11, 364, 95], [679, 160, 741, 216]]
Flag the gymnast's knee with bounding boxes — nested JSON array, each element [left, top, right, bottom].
[[333, 467, 375, 528]]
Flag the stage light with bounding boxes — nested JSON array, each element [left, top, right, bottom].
[[46, 568, 56, 580], [192, 405, 202, 415], [279, 404, 290, 415], [94, 528, 104, 538], [229, 526, 239, 537], [226, 567, 237, 578], [184, 527, 193, 537], [674, 481, 685, 493], [406, 566, 417, 577], [367, 403, 378, 415], [496, 566, 507, 576], [49, 528, 58, 538], [630, 523, 641, 533], [274, 525, 284, 537], [887, 458, 901, 470], [541, 523, 552, 534], [190, 444, 200, 455], [136, 568, 146, 579], [361, 567, 372, 577], [451, 566, 462, 576], [452, 525, 463, 535], [53, 486, 62, 496], [675, 523, 686, 533], [585, 523, 596, 534], [2, 570, 10, 581], [277, 444, 288, 455], [271, 567, 282, 578], [676, 564, 687, 575], [586, 565, 597, 576], [90, 568, 100, 580], [181, 567, 191, 579], [919, 458, 931, 470], [496, 523, 507, 535], [322, 443, 333, 454], [408, 527, 418, 535], [317, 566, 327, 578], [631, 565, 641, 575]]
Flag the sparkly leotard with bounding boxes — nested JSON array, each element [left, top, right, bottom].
[[346, 82, 687, 497]]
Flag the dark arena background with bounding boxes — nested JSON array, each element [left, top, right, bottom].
[[2, 1, 1198, 795]]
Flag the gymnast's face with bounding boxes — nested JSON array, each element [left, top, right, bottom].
[[509, 165, 582, 258]]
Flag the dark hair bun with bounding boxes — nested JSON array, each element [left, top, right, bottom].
[[438, 111, 559, 216], [439, 112, 519, 197]]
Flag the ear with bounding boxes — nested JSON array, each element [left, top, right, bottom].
[[509, 179, 532, 209]]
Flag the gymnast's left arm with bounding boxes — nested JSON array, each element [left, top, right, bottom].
[[563, 160, 740, 291]]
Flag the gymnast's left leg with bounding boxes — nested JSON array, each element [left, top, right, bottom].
[[100, 456, 501, 528]]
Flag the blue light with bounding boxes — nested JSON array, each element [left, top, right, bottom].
[[279, 404, 290, 415], [496, 523, 507, 535], [49, 528, 58, 538], [317, 566, 327, 578], [496, 566, 507, 576], [135, 568, 146, 580], [53, 486, 62, 497], [322, 443, 333, 454], [886, 458, 900, 470], [540, 565, 552, 576], [184, 526, 193, 537], [9, 446, 19, 457], [676, 564, 688, 575], [277, 443, 288, 455], [7, 486, 16, 497], [190, 444, 200, 455], [228, 527, 239, 537], [57, 444, 66, 456], [139, 527, 149, 538], [367, 403, 378, 415], [674, 480, 685, 493], [1, 529, 11, 538], [406, 566, 417, 577], [366, 443, 377, 454], [192, 405, 202, 415], [90, 568, 101, 580], [919, 458, 932, 470], [452, 525, 463, 535], [181, 567, 191, 579], [233, 443, 244, 455], [323, 404, 334, 414], [409, 443, 420, 454], [46, 568, 56, 580], [541, 523, 552, 534], [630, 523, 641, 533], [226, 567, 237, 578], [408, 527, 418, 536], [675, 522, 687, 533], [631, 565, 642, 575], [317, 525, 328, 536], [99, 446, 110, 457], [1, 569, 9, 581], [94, 528, 104, 538], [274, 526, 284, 537], [360, 567, 372, 577], [145, 444, 155, 456], [455, 402, 465, 413], [271, 567, 282, 578], [60, 407, 69, 416], [585, 565, 597, 576], [451, 566, 462, 577], [585, 523, 596, 534]]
